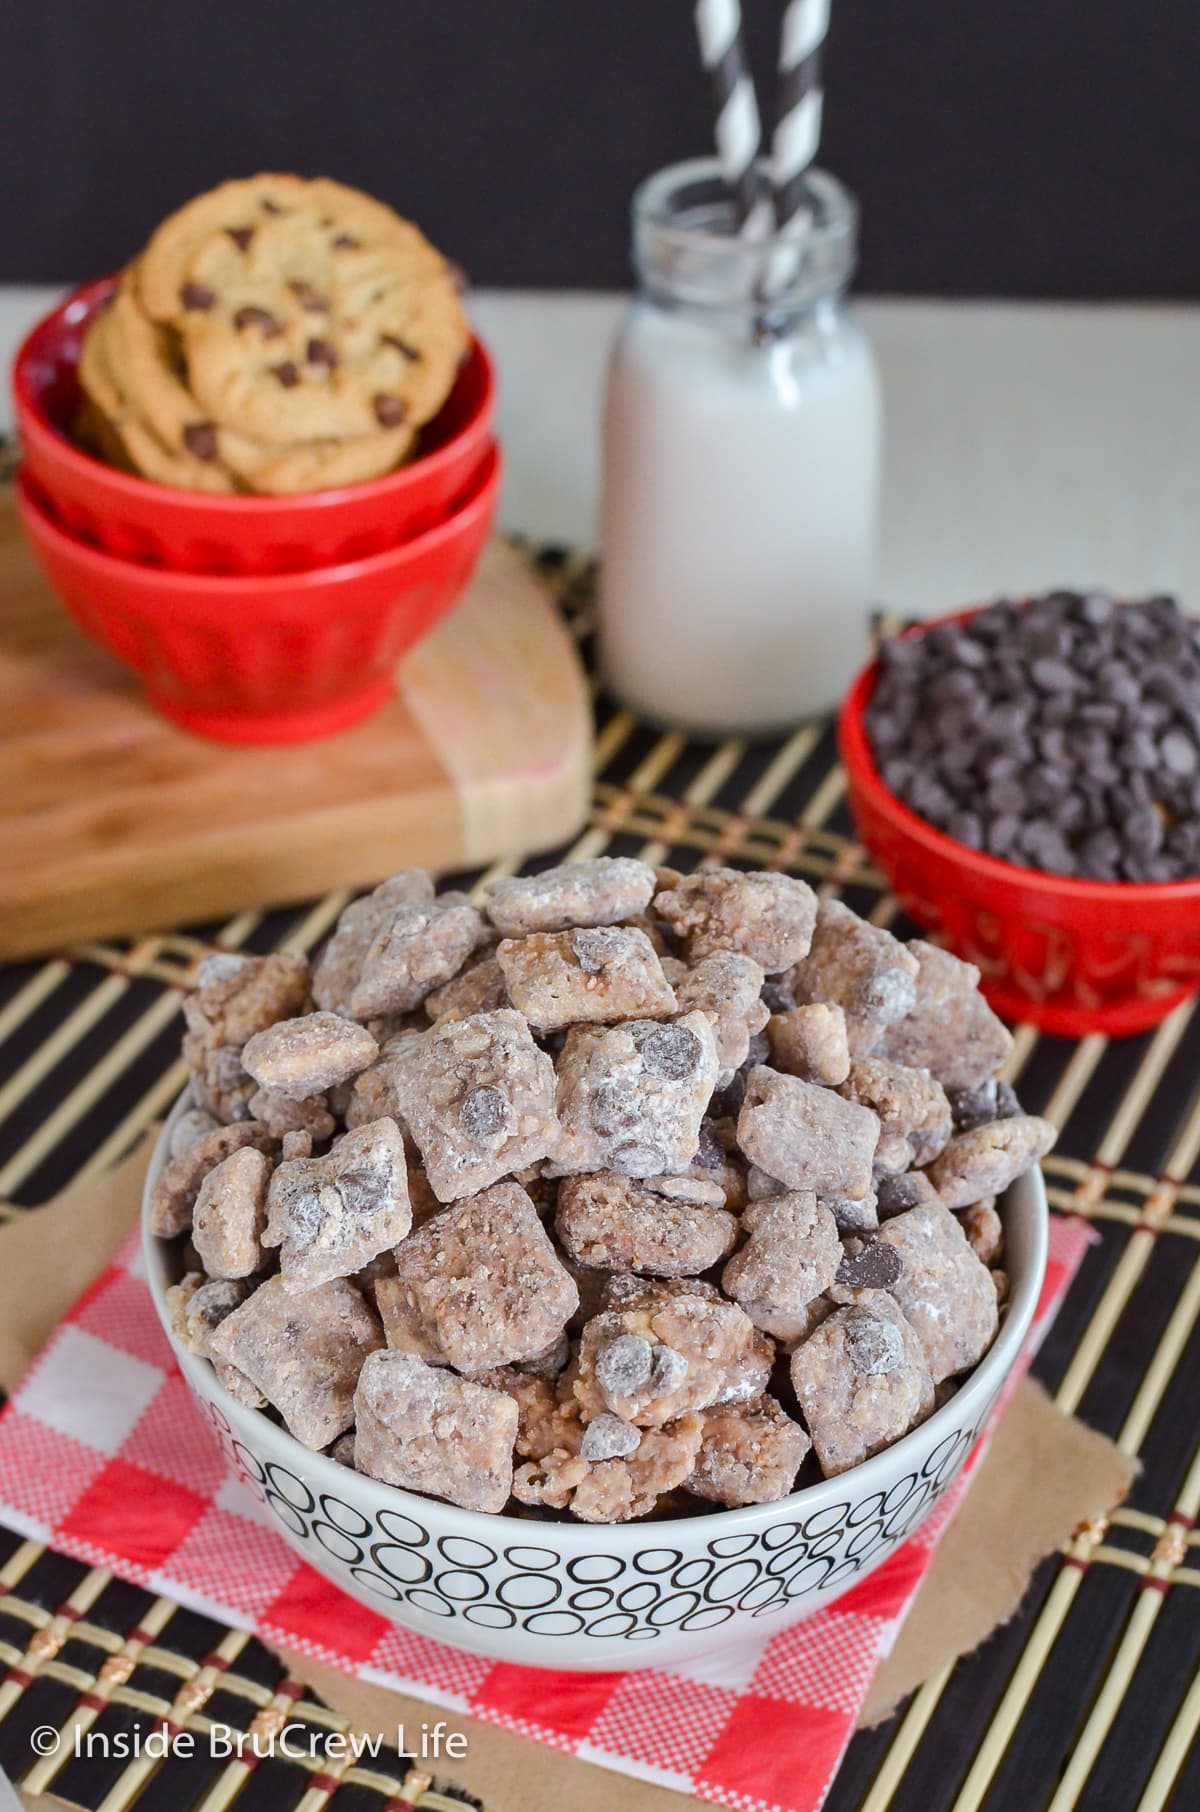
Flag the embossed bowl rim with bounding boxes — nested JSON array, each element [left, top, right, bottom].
[[142, 1087, 1049, 1553]]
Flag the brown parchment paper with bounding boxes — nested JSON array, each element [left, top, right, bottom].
[[0, 1143, 1136, 1812]]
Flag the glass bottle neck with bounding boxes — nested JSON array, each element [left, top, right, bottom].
[[630, 158, 858, 337]]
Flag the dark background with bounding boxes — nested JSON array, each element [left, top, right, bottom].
[[2, 0, 1198, 297]]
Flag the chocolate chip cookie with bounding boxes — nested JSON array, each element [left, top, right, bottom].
[[139, 174, 467, 444]]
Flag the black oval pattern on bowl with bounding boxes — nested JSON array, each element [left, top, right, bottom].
[[196, 1396, 989, 1644]]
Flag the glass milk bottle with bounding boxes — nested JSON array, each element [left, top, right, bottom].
[[599, 159, 882, 736]]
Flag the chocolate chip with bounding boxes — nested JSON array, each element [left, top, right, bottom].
[[948, 1081, 1000, 1131], [334, 1167, 386, 1218], [306, 337, 339, 369], [381, 334, 422, 362], [995, 1079, 1020, 1116], [372, 394, 408, 428], [596, 1334, 653, 1395], [580, 1414, 640, 1461], [259, 196, 284, 214], [876, 1173, 930, 1218], [289, 280, 328, 313], [180, 282, 215, 311], [843, 1310, 904, 1376], [183, 422, 218, 461], [459, 1085, 508, 1137], [836, 1240, 903, 1292], [694, 1120, 726, 1169], [851, 964, 917, 1025], [271, 362, 301, 388], [332, 231, 359, 249], [233, 305, 282, 338], [1161, 729, 1198, 777], [226, 226, 255, 252], [572, 927, 623, 974], [638, 1024, 702, 1081], [649, 1345, 688, 1393]]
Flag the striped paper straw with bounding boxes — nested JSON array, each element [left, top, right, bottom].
[[693, 0, 764, 229], [772, 0, 830, 230]]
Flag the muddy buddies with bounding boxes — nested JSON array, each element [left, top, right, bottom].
[[156, 859, 1055, 1524]]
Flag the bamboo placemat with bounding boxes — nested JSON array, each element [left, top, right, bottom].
[[0, 542, 1198, 1812]]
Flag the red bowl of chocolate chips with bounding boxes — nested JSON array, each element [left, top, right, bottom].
[[839, 591, 1200, 1037]]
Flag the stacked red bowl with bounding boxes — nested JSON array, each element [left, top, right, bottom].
[[13, 277, 500, 743]]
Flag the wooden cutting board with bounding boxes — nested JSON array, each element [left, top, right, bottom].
[[0, 500, 593, 958]]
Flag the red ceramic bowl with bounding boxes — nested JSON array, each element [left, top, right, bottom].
[[839, 610, 1200, 1037], [18, 444, 500, 745], [13, 275, 496, 574]]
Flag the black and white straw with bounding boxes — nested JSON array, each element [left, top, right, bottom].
[[693, 0, 765, 230], [771, 0, 830, 230]]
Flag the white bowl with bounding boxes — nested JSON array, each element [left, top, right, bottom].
[[143, 1092, 1048, 1672]]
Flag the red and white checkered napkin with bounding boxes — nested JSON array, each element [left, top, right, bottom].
[[0, 1218, 1088, 1812]]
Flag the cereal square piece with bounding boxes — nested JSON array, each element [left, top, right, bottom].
[[652, 868, 818, 972], [377, 1180, 578, 1371], [738, 1066, 879, 1199], [512, 1414, 704, 1523], [790, 1296, 934, 1475], [788, 899, 919, 1057], [350, 893, 489, 1019], [925, 1114, 1056, 1209], [390, 1009, 558, 1201], [192, 1146, 272, 1279], [876, 940, 1014, 1090], [574, 1418, 706, 1523], [265, 1117, 412, 1293], [497, 927, 677, 1032], [555, 1172, 738, 1277], [482, 1367, 583, 1462], [364, 1010, 432, 1051], [424, 952, 509, 1023], [213, 1360, 268, 1409], [739, 1293, 834, 1348], [168, 1107, 219, 1158], [959, 1198, 1003, 1266], [673, 952, 769, 1075], [721, 1193, 841, 1315], [185, 950, 312, 1050], [242, 1013, 378, 1100], [343, 1038, 423, 1131], [876, 1196, 1000, 1380], [165, 1272, 202, 1344], [311, 871, 435, 1015], [483, 857, 658, 935], [551, 1013, 719, 1178], [687, 1118, 749, 1210], [247, 1087, 337, 1142], [167, 1274, 247, 1354], [823, 1192, 880, 1234], [183, 951, 311, 1121], [209, 1276, 382, 1451], [575, 1276, 769, 1427], [838, 1057, 953, 1171], [767, 1002, 851, 1086], [149, 1121, 275, 1237], [179, 1282, 266, 1408], [354, 1350, 517, 1512], [688, 1396, 811, 1506]]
